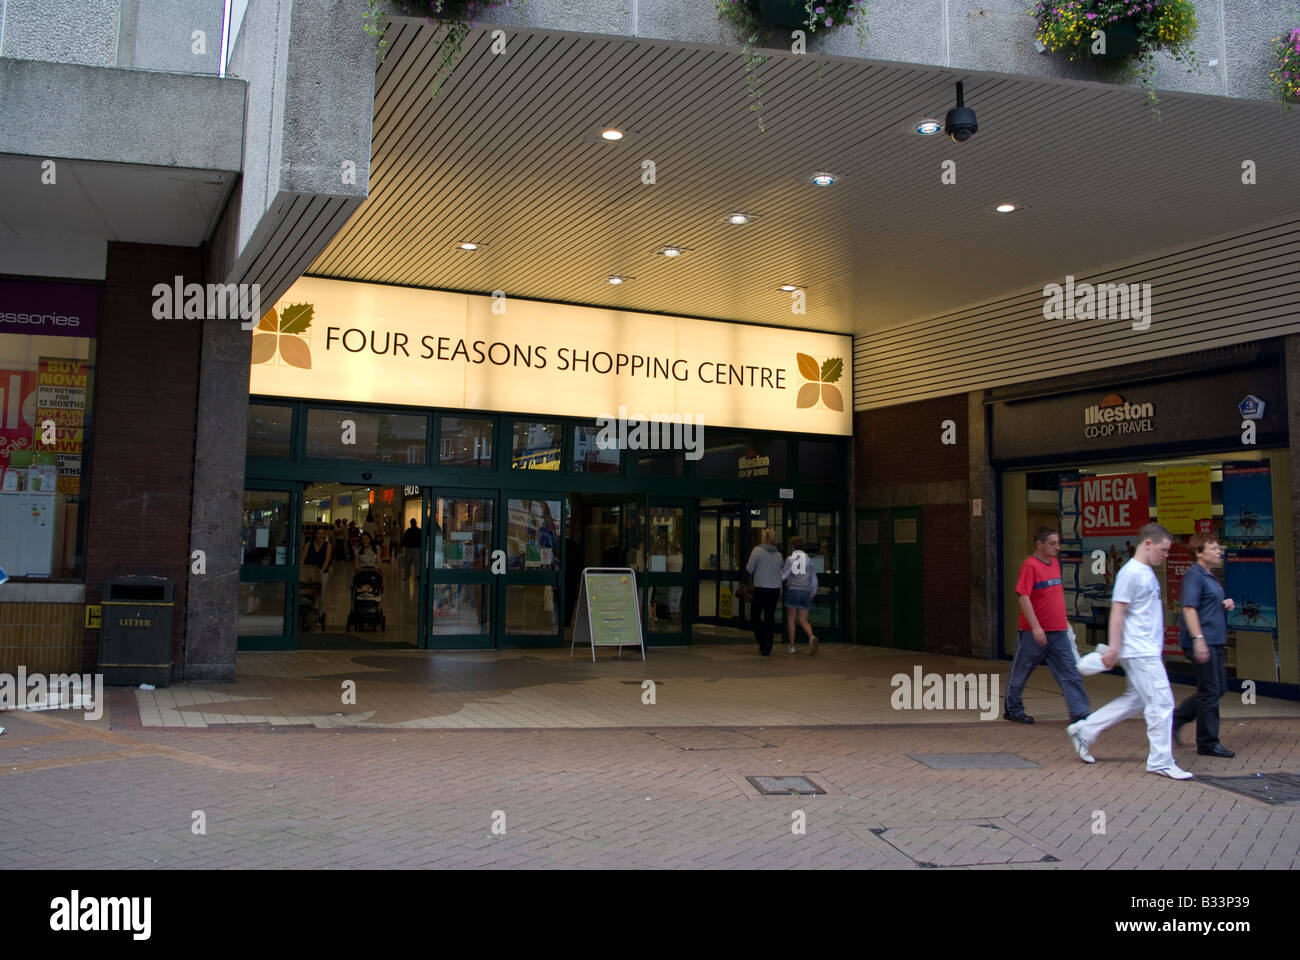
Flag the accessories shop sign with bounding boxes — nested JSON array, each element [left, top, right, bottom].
[[991, 364, 1287, 465], [0, 278, 100, 338], [249, 277, 852, 436]]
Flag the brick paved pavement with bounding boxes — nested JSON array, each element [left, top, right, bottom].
[[1, 645, 1296, 869]]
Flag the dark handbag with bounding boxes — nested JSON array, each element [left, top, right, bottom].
[[736, 582, 755, 603]]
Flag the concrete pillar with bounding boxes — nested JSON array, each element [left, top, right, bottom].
[[967, 390, 996, 659], [184, 320, 250, 682]]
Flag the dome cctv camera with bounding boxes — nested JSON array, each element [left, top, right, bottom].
[[944, 81, 977, 143]]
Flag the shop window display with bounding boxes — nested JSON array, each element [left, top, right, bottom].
[[0, 284, 97, 580]]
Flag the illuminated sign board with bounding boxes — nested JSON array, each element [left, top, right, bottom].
[[249, 278, 852, 436]]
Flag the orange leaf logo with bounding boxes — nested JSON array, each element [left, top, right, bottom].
[[251, 303, 313, 368], [795, 353, 844, 411]]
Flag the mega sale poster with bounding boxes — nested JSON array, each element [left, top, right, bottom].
[[1078, 473, 1150, 620]]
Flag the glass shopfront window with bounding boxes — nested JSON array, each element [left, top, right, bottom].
[[239, 582, 286, 636], [440, 416, 494, 467], [1002, 450, 1297, 687], [697, 434, 787, 482], [507, 498, 561, 570], [242, 490, 292, 565], [0, 279, 99, 580], [247, 403, 292, 457], [512, 421, 561, 471], [573, 423, 620, 474], [648, 506, 685, 572], [434, 497, 493, 569], [306, 408, 427, 462]]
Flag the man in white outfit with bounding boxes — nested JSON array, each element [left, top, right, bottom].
[[1066, 522, 1193, 780]]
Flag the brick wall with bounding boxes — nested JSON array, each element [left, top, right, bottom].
[[81, 244, 203, 677], [856, 395, 974, 655], [856, 395, 968, 488], [923, 503, 971, 656]]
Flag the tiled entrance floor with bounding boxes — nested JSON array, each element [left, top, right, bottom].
[[129, 644, 1300, 730]]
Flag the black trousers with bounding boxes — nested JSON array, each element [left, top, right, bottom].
[[1172, 645, 1227, 749], [751, 587, 779, 654]]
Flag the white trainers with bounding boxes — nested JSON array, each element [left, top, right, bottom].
[[1076, 643, 1110, 677], [1149, 764, 1194, 780], [1066, 722, 1095, 763]]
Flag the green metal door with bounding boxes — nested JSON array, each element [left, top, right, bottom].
[[855, 508, 884, 645], [888, 506, 923, 650]]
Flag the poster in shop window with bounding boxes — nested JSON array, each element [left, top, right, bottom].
[[1225, 551, 1277, 635], [1077, 473, 1150, 622], [35, 358, 87, 495], [1222, 463, 1273, 542], [1162, 541, 1195, 657], [0, 370, 38, 474], [1057, 478, 1084, 618], [1155, 466, 1212, 535]]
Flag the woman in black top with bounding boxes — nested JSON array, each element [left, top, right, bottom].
[[301, 527, 334, 589]]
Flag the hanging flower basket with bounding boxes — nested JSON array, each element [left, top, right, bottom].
[[363, 0, 525, 97], [1031, 1, 1199, 115], [757, 0, 808, 30], [715, 1, 870, 131], [1089, 19, 1140, 59], [1270, 26, 1300, 104]]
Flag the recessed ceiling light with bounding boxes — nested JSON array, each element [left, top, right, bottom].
[[601, 128, 625, 141], [916, 119, 942, 135], [995, 203, 1016, 214], [811, 173, 835, 186], [457, 242, 480, 251], [727, 213, 751, 225], [659, 247, 683, 257], [779, 284, 800, 292], [607, 275, 627, 285]]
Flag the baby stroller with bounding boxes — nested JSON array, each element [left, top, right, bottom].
[[347, 567, 386, 632], [298, 564, 324, 631]]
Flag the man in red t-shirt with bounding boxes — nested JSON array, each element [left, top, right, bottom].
[[1005, 527, 1091, 724]]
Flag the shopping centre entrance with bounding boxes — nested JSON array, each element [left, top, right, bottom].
[[239, 406, 848, 652]]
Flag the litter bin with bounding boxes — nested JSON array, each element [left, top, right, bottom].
[[99, 575, 174, 686]]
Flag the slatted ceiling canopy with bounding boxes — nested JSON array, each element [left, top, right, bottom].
[[854, 217, 1300, 409], [309, 22, 1300, 351]]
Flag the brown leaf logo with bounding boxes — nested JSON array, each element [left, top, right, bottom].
[[795, 353, 845, 411], [251, 303, 313, 368]]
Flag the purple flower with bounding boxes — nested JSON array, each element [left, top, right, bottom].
[[815, 5, 825, 13]]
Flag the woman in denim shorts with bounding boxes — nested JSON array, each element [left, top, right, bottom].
[[780, 536, 820, 655]]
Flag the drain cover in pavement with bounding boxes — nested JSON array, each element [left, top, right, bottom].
[[746, 775, 826, 796], [870, 821, 1060, 867], [1197, 773, 1300, 804], [907, 753, 1040, 770]]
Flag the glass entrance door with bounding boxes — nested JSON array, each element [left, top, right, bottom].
[[500, 493, 564, 647], [697, 501, 747, 629], [565, 493, 649, 645], [424, 490, 495, 649], [646, 499, 689, 642]]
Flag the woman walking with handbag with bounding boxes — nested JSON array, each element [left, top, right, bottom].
[[745, 527, 783, 656]]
